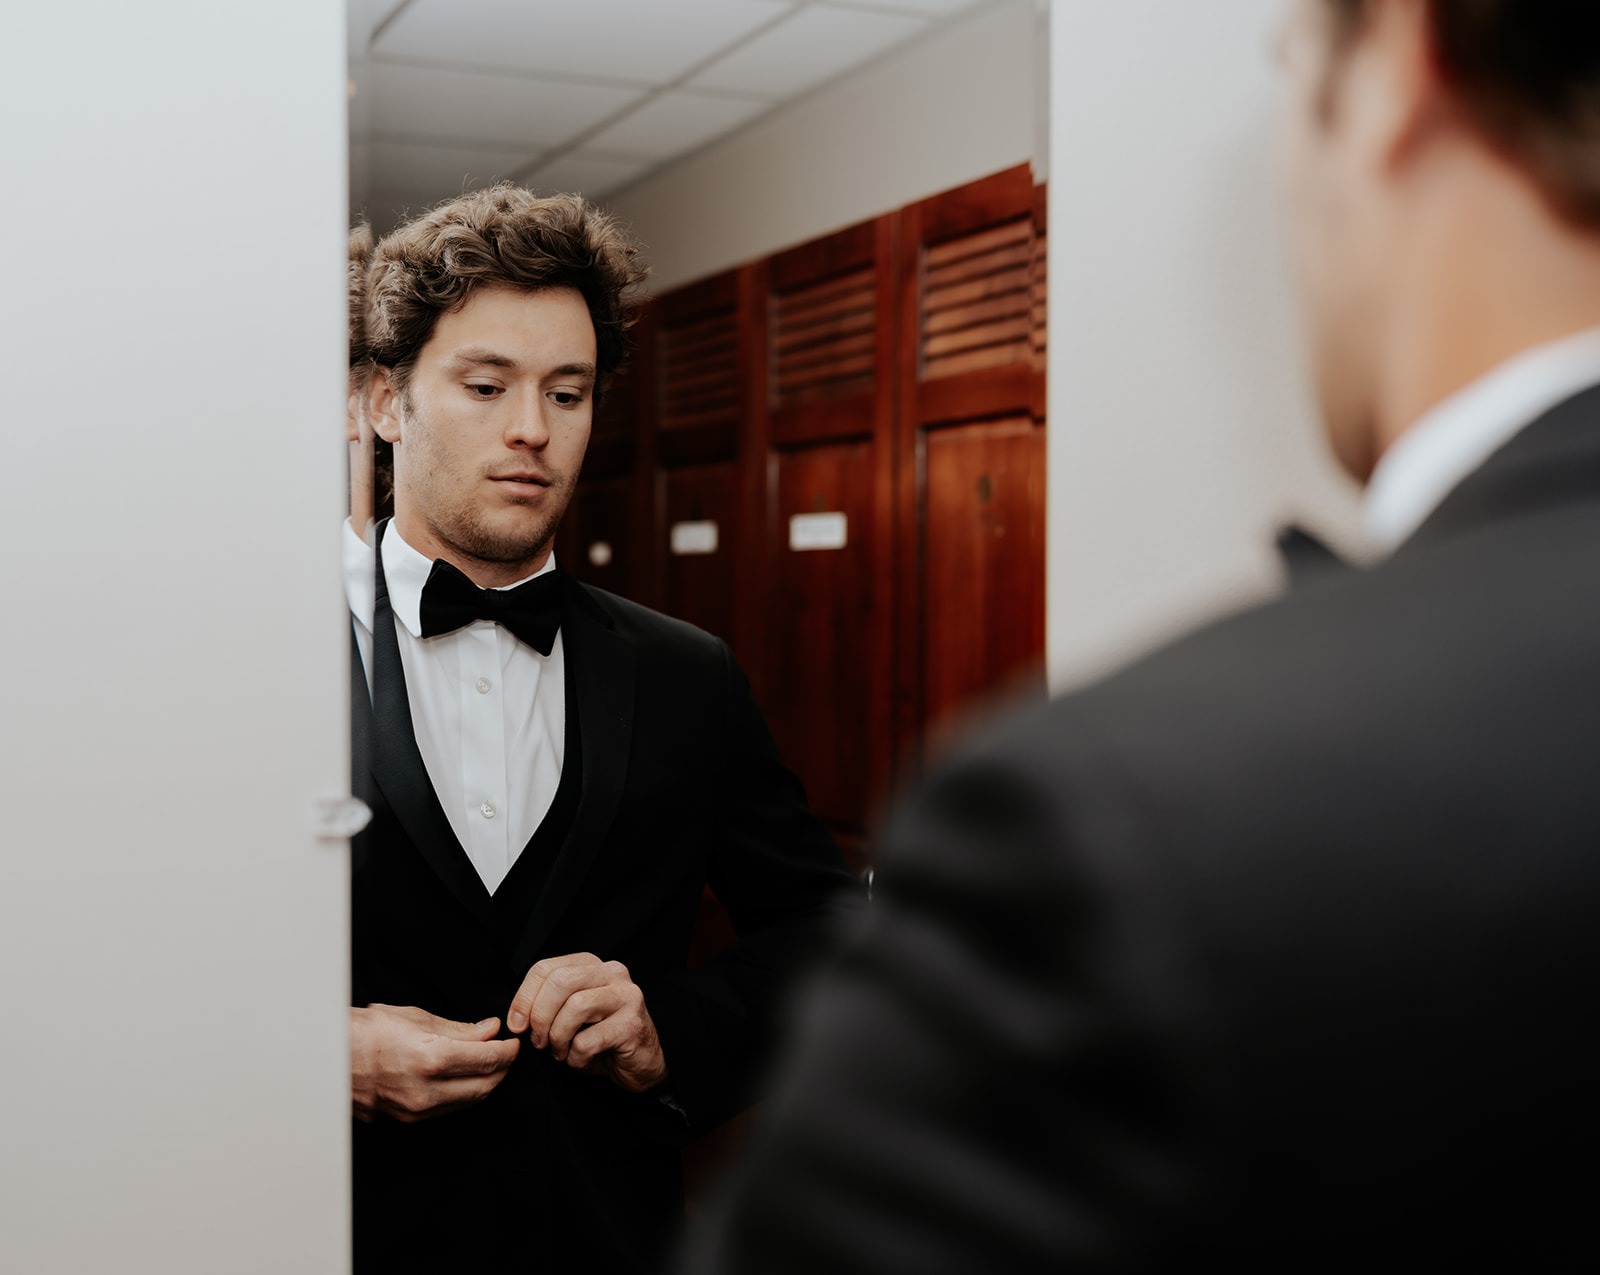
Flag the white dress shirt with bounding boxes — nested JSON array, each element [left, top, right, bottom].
[[345, 520, 566, 894], [1365, 325, 1600, 555]]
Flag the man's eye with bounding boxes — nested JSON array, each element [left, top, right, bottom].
[[549, 390, 586, 407], [466, 384, 501, 399]]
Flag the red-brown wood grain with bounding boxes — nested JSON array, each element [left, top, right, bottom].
[[921, 416, 1046, 751], [895, 164, 1046, 780], [660, 460, 741, 650], [765, 440, 877, 830]]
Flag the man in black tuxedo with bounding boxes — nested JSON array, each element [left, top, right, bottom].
[[690, 1, 1600, 1269], [344, 186, 857, 1272]]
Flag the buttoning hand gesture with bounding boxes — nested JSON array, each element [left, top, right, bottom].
[[507, 953, 667, 1094], [350, 1004, 520, 1123]]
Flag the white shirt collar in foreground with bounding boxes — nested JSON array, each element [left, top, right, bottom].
[[1364, 325, 1600, 555], [379, 521, 558, 638]]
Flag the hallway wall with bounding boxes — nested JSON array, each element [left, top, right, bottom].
[[0, 3, 351, 1270], [606, 0, 1041, 294], [1046, 0, 1368, 692]]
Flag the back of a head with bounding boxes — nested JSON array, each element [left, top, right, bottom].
[[365, 185, 648, 402], [1327, 0, 1600, 231]]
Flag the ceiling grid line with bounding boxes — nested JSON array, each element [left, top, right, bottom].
[[349, 0, 985, 229]]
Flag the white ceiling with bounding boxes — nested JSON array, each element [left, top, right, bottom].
[[348, 0, 987, 232]]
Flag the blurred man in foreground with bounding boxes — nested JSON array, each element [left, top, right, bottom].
[[690, 1, 1600, 1268]]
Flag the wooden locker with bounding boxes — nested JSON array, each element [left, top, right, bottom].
[[762, 215, 897, 858], [896, 164, 1048, 765], [558, 315, 653, 600]]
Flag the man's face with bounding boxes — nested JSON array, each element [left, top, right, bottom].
[[379, 284, 595, 573], [1279, 0, 1385, 480]]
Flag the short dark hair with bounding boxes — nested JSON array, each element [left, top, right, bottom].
[[348, 220, 374, 390], [366, 185, 648, 400], [1324, 0, 1600, 230]]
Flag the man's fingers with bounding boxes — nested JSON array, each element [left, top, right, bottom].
[[506, 952, 603, 1034], [431, 1015, 503, 1041], [567, 1013, 631, 1071], [385, 1070, 514, 1122], [546, 986, 627, 1060], [428, 1035, 520, 1079]]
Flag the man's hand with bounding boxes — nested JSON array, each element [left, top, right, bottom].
[[507, 954, 667, 1094], [351, 1004, 520, 1123]]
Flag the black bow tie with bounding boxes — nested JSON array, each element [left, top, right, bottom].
[[417, 558, 564, 655]]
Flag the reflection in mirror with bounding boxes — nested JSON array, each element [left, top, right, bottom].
[[344, 0, 1046, 1268]]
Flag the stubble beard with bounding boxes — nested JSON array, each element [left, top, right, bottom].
[[399, 395, 582, 570]]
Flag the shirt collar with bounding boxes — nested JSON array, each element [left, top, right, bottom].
[[1364, 325, 1600, 555], [378, 520, 558, 638]]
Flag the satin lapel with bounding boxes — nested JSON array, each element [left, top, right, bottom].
[[371, 526, 497, 935], [510, 581, 636, 974]]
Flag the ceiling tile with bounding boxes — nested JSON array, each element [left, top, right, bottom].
[[347, 0, 398, 54], [690, 6, 926, 97], [521, 153, 655, 201], [367, 61, 643, 150], [374, 0, 796, 85], [367, 138, 533, 196], [361, 187, 459, 237], [582, 91, 772, 161]]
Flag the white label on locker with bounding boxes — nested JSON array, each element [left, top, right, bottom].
[[789, 511, 848, 551], [587, 540, 613, 567], [669, 520, 719, 555]]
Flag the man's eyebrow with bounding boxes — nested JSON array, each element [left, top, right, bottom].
[[444, 347, 520, 370], [551, 362, 597, 381]]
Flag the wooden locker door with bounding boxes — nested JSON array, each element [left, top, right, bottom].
[[763, 215, 896, 860], [558, 309, 653, 602], [660, 460, 741, 645], [652, 268, 758, 661], [897, 164, 1047, 765]]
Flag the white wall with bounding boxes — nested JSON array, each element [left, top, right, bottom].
[[1046, 0, 1367, 691], [0, 5, 350, 1272], [606, 0, 1041, 293]]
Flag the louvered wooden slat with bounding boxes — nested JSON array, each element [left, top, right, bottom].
[[924, 271, 1031, 314], [923, 290, 1031, 335], [923, 341, 1033, 381], [772, 266, 877, 410], [922, 315, 1032, 359], [660, 308, 739, 438], [778, 351, 877, 394], [780, 329, 877, 374], [923, 240, 1032, 291], [1031, 226, 1048, 367], [920, 216, 1038, 382], [777, 303, 875, 349], [923, 219, 1030, 267]]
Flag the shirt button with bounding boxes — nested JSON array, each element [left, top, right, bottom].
[[475, 677, 492, 694], [480, 802, 496, 819]]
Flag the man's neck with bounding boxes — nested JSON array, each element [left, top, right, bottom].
[[391, 509, 552, 589], [1371, 165, 1600, 466]]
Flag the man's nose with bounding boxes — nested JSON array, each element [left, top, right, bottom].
[[504, 393, 550, 447]]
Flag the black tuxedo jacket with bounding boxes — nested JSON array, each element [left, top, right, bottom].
[[350, 555, 858, 1273], [692, 386, 1600, 1272]]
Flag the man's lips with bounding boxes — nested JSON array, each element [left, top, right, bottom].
[[489, 474, 551, 488]]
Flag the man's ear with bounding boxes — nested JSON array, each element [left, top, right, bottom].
[[1366, 0, 1452, 177], [368, 367, 404, 445]]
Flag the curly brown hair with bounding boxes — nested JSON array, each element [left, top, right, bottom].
[[348, 220, 374, 389], [365, 185, 649, 402], [1322, 0, 1600, 230]]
